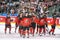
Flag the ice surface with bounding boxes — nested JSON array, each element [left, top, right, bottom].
[[0, 24, 60, 40]]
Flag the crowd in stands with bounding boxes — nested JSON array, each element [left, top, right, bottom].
[[0, 0, 60, 17]]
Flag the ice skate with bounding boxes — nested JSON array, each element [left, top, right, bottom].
[[52, 33, 55, 36]]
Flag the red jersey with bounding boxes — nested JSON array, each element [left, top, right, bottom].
[[51, 18, 56, 25], [19, 19, 23, 26], [39, 18, 45, 26], [6, 18, 11, 24], [22, 17, 32, 27], [44, 18, 48, 24], [44, 18, 47, 23], [32, 16, 39, 24], [15, 17, 19, 25], [17, 18, 19, 25]]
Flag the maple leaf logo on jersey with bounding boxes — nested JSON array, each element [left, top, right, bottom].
[[40, 19, 44, 22], [25, 19, 29, 23]]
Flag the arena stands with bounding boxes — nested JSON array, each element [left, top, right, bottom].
[[0, 0, 60, 17]]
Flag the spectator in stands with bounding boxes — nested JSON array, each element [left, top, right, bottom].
[[10, 8, 18, 16], [0, 2, 2, 15], [2, 2, 7, 16]]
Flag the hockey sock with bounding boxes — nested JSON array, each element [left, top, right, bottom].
[[30, 27, 33, 34], [5, 28, 7, 34], [39, 28, 42, 34], [52, 28, 55, 34], [21, 29, 23, 35], [23, 31, 26, 36], [50, 29, 53, 33], [32, 29, 35, 36], [19, 29, 21, 34], [9, 27, 11, 34], [27, 30, 29, 38], [36, 27, 38, 34], [36, 28, 39, 34], [15, 27, 17, 33], [43, 28, 46, 34]]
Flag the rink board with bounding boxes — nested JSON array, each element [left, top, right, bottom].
[[0, 16, 60, 28]]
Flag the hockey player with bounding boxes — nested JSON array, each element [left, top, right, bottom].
[[18, 13, 23, 37], [22, 13, 32, 38], [49, 13, 56, 35], [15, 16, 19, 33], [43, 13, 48, 33], [5, 15, 13, 34], [15, 21, 18, 33], [31, 13, 39, 34], [30, 13, 37, 36], [38, 14, 46, 36]]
